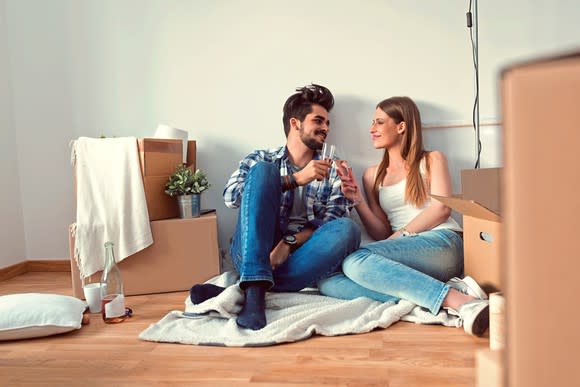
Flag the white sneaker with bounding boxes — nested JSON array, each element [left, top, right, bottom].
[[446, 276, 488, 300], [457, 299, 490, 337]]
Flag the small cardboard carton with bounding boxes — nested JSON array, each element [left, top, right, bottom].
[[137, 139, 197, 221], [432, 168, 502, 291], [69, 213, 220, 297], [476, 349, 505, 387]]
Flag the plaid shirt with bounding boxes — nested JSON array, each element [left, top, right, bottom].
[[223, 146, 351, 232]]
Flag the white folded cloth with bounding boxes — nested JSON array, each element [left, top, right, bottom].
[[71, 137, 153, 278], [139, 272, 460, 347]]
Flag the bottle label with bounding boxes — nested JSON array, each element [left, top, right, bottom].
[[104, 294, 125, 318]]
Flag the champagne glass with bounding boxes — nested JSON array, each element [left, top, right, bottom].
[[321, 143, 335, 161], [335, 159, 358, 208], [335, 159, 353, 180], [317, 143, 336, 195]]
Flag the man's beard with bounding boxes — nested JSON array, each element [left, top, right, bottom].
[[300, 128, 325, 151]]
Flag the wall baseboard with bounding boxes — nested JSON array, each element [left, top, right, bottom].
[[0, 262, 28, 283], [0, 260, 70, 282]]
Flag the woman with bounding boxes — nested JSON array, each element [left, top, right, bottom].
[[318, 96, 489, 336]]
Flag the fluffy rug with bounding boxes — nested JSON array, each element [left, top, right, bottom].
[[139, 271, 460, 347]]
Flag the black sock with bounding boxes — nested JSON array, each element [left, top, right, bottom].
[[189, 283, 226, 304], [236, 282, 268, 330]]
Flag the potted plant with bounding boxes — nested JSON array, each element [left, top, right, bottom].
[[165, 164, 210, 218]]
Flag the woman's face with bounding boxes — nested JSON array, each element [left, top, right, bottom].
[[369, 108, 402, 149]]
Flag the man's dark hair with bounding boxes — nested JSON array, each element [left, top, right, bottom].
[[282, 83, 334, 136]]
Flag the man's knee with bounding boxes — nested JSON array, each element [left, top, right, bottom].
[[248, 161, 279, 180], [332, 217, 362, 247]]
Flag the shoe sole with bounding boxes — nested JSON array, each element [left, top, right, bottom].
[[470, 304, 490, 337]]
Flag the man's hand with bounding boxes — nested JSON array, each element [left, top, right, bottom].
[[293, 159, 332, 186], [269, 240, 291, 270]]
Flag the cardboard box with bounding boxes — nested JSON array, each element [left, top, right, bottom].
[[137, 139, 197, 220], [137, 138, 196, 177], [432, 168, 502, 291], [476, 349, 505, 387], [69, 213, 220, 297], [142, 175, 180, 221], [502, 52, 580, 387]]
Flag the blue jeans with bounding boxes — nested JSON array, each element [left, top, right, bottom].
[[230, 162, 361, 292], [318, 229, 463, 314]]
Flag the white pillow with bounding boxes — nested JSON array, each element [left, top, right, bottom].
[[0, 293, 87, 341]]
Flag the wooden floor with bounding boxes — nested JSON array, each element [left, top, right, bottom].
[[0, 272, 489, 386]]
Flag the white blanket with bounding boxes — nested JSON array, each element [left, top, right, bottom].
[[71, 137, 153, 278], [139, 272, 460, 347]]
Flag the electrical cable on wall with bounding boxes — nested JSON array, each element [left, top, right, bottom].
[[467, 0, 481, 168]]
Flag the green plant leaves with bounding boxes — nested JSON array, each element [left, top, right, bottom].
[[164, 164, 211, 197]]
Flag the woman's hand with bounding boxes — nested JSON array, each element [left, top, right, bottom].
[[336, 160, 364, 204]]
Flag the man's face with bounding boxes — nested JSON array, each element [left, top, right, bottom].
[[296, 104, 330, 151]]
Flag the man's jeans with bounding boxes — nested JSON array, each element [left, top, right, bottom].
[[318, 229, 464, 314], [230, 162, 361, 291]]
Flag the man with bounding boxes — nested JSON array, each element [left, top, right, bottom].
[[190, 84, 360, 330]]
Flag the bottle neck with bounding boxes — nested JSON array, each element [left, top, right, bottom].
[[104, 242, 116, 270]]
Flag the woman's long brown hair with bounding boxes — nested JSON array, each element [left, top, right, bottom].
[[373, 97, 430, 207]]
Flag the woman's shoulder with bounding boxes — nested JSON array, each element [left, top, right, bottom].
[[363, 165, 379, 180], [425, 150, 448, 166]]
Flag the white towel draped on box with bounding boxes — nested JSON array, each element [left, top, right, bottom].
[[71, 137, 153, 278]]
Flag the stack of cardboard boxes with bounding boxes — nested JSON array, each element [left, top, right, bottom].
[[433, 168, 504, 387], [501, 53, 580, 387], [69, 138, 220, 297], [440, 51, 580, 387]]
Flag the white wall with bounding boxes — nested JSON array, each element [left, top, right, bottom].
[[0, 0, 25, 267], [1, 0, 579, 268]]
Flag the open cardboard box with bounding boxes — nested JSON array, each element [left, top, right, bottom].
[[432, 168, 502, 292], [70, 214, 220, 297]]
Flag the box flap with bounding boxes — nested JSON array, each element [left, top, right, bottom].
[[186, 141, 196, 170], [432, 195, 501, 222], [138, 138, 182, 153], [461, 168, 502, 215]]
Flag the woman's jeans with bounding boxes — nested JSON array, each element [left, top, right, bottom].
[[230, 162, 361, 292], [318, 229, 463, 314]]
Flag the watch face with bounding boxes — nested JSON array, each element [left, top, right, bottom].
[[283, 235, 297, 245]]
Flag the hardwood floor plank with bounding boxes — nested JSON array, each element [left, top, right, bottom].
[[0, 272, 489, 386]]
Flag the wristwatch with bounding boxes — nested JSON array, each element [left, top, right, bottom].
[[400, 228, 417, 237], [282, 234, 298, 248]]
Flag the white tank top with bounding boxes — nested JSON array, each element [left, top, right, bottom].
[[377, 162, 461, 232]]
